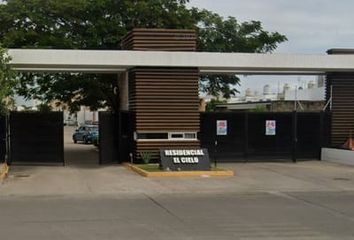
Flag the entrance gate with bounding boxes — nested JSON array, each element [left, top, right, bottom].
[[8, 112, 64, 165], [98, 112, 119, 164], [98, 111, 133, 164], [200, 112, 331, 162], [2, 110, 332, 165]]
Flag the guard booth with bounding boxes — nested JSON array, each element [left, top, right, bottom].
[[121, 29, 201, 162]]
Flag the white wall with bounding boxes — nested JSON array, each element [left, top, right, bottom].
[[285, 87, 325, 101], [322, 148, 354, 166], [76, 106, 99, 126]]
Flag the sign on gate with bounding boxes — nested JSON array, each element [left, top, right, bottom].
[[216, 120, 227, 135], [265, 120, 276, 136]]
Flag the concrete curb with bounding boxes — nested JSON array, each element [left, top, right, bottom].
[[123, 163, 235, 178], [0, 163, 9, 182]]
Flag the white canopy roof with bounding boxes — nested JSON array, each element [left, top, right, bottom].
[[8, 49, 354, 74]]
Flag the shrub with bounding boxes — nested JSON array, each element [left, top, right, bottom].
[[139, 151, 153, 164]]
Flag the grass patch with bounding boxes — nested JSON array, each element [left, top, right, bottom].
[[136, 164, 226, 172], [138, 164, 163, 172]]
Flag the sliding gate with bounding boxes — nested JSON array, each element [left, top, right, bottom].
[[200, 112, 331, 162], [8, 112, 64, 164]]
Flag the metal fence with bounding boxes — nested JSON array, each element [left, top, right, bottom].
[[3, 111, 330, 165], [200, 112, 331, 162]]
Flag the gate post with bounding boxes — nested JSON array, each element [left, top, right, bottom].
[[117, 111, 122, 163], [292, 111, 298, 163], [319, 111, 325, 160], [5, 113, 11, 165], [244, 112, 249, 162]]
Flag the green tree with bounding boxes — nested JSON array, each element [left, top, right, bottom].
[[196, 10, 287, 98], [206, 99, 227, 112], [37, 103, 53, 113], [250, 105, 268, 112], [0, 45, 14, 114], [0, 0, 287, 111]]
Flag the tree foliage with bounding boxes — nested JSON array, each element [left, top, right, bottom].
[[195, 10, 287, 99], [37, 103, 53, 112], [206, 99, 227, 112], [0, 44, 14, 114], [0, 0, 287, 112]]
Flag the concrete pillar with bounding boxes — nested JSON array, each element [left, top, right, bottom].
[[326, 49, 354, 146], [121, 29, 200, 161]]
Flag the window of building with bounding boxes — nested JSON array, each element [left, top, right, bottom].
[[136, 133, 168, 140], [169, 133, 184, 139], [136, 132, 197, 141], [184, 133, 197, 139]]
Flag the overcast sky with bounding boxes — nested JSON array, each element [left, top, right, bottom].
[[189, 0, 354, 95]]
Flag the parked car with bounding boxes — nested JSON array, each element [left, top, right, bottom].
[[72, 125, 99, 144], [64, 119, 78, 126], [92, 134, 99, 147]]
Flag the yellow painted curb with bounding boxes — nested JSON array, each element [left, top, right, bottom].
[[123, 163, 234, 178], [0, 163, 9, 181]]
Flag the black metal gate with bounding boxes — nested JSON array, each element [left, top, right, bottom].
[[247, 112, 293, 159], [200, 112, 330, 162], [0, 115, 6, 163], [9, 112, 64, 164], [119, 111, 134, 163], [98, 111, 134, 164], [99, 112, 119, 164]]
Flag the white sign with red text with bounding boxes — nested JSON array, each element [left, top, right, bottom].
[[217, 120, 227, 136], [266, 120, 276, 136]]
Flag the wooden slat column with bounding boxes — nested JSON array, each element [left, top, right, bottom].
[[121, 28, 197, 51], [122, 29, 200, 161], [327, 49, 354, 146]]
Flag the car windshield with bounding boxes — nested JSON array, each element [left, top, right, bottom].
[[88, 127, 98, 132]]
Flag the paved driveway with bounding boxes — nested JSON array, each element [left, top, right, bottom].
[[3, 127, 354, 239], [2, 138, 354, 239], [2, 160, 354, 196], [4, 126, 354, 197], [64, 126, 99, 166]]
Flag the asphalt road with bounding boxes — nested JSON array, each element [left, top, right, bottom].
[[1, 191, 354, 240], [2, 127, 354, 239]]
